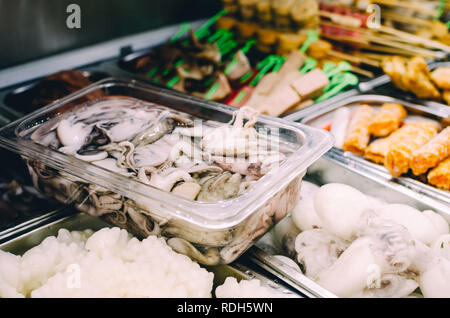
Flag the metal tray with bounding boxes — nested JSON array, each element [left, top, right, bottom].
[[248, 154, 450, 298], [0, 211, 299, 298], [300, 94, 450, 209], [0, 68, 110, 122]]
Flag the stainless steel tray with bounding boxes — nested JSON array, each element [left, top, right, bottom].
[[249, 154, 450, 298], [300, 94, 450, 210], [0, 68, 110, 123], [0, 211, 299, 298]]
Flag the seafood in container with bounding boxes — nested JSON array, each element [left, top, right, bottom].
[[0, 148, 62, 234], [300, 94, 450, 205], [250, 154, 450, 298], [0, 78, 333, 265], [0, 211, 299, 298]]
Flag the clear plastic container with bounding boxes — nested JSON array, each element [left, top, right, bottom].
[[0, 78, 333, 265]]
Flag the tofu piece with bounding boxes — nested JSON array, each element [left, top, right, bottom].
[[277, 50, 306, 78], [262, 85, 301, 117], [253, 73, 280, 96], [291, 69, 330, 99]]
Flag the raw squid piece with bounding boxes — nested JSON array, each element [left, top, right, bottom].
[[377, 204, 447, 245], [410, 127, 450, 176], [313, 183, 371, 241], [368, 103, 407, 137], [291, 181, 322, 231], [419, 257, 450, 298], [342, 105, 374, 156], [384, 122, 437, 178]]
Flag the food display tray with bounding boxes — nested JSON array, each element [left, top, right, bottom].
[[248, 154, 450, 298], [299, 94, 450, 210], [0, 77, 333, 265], [0, 211, 300, 298]]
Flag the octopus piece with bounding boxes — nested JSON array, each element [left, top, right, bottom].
[[197, 172, 242, 202], [167, 237, 221, 266], [291, 181, 322, 231], [419, 256, 450, 298], [295, 229, 349, 279], [271, 215, 301, 258], [201, 107, 261, 158], [377, 204, 448, 245], [138, 168, 193, 192], [353, 274, 418, 298], [432, 234, 450, 261], [125, 204, 160, 237], [89, 192, 123, 217], [313, 183, 372, 241], [92, 158, 134, 177], [171, 182, 202, 201], [131, 111, 193, 146]]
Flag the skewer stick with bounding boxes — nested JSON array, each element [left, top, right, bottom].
[[349, 66, 374, 78], [381, 11, 432, 27], [358, 44, 431, 57], [364, 34, 443, 58], [320, 21, 443, 57], [372, 0, 438, 17], [328, 49, 380, 67], [376, 25, 450, 53]]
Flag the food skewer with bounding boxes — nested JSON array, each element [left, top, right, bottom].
[[371, 0, 439, 18]]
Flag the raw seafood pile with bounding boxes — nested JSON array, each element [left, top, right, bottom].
[[4, 70, 106, 115], [0, 149, 60, 230], [0, 226, 286, 298], [382, 56, 450, 105], [27, 97, 285, 202], [22, 96, 296, 265], [269, 181, 450, 298], [323, 102, 449, 190]]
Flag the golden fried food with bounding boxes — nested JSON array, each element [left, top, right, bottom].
[[384, 122, 438, 178], [443, 90, 450, 105], [430, 67, 450, 90], [343, 105, 374, 156], [404, 57, 441, 99], [428, 157, 450, 191], [411, 127, 450, 176], [381, 56, 409, 91], [368, 103, 407, 137], [364, 122, 434, 165]]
